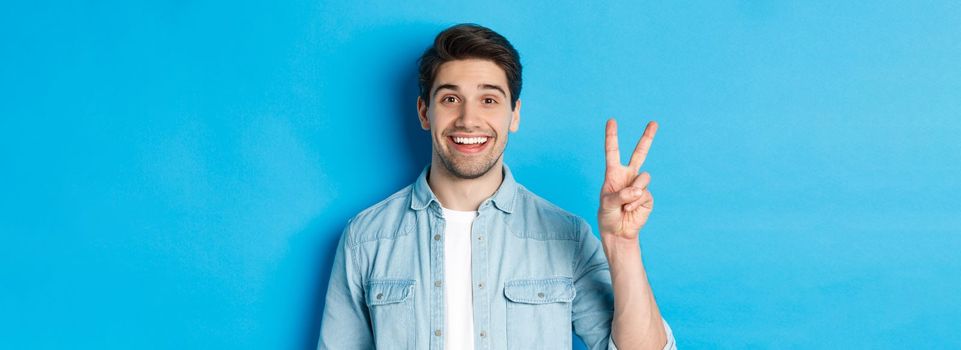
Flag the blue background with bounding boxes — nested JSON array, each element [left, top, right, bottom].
[[2, 1, 959, 349]]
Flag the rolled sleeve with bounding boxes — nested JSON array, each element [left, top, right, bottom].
[[607, 319, 677, 350]]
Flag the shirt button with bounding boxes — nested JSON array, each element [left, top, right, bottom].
[[478, 282, 484, 289], [477, 235, 484, 241], [433, 234, 441, 241], [537, 292, 545, 298], [480, 330, 487, 337], [376, 293, 384, 300], [435, 329, 443, 337], [434, 280, 443, 287]]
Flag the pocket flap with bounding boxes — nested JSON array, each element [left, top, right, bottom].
[[504, 277, 575, 304], [366, 279, 415, 306]]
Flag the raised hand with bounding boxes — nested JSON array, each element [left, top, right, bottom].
[[598, 119, 658, 240]]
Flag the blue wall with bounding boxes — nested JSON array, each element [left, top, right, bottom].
[[2, 1, 959, 349]]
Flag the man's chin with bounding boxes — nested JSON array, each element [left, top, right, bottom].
[[443, 158, 498, 180], [447, 165, 491, 180]]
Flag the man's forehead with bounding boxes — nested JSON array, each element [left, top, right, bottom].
[[432, 59, 508, 89]]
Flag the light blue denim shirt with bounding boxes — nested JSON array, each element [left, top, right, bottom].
[[319, 165, 676, 349]]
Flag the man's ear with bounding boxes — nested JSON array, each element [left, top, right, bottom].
[[417, 96, 430, 130], [509, 98, 521, 132]]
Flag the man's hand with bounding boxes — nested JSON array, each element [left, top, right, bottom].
[[598, 119, 658, 240]]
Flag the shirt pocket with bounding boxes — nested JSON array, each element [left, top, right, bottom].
[[504, 277, 575, 350], [366, 279, 415, 349]]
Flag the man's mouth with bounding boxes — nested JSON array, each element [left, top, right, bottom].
[[448, 135, 491, 154]]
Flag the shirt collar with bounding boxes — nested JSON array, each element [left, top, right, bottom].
[[409, 163, 517, 214]]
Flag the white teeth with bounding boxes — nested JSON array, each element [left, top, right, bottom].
[[452, 136, 489, 145]]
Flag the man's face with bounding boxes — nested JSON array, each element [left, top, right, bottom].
[[417, 59, 521, 179]]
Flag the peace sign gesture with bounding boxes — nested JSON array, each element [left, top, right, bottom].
[[598, 119, 658, 240]]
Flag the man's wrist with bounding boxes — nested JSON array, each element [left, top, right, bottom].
[[600, 232, 642, 255], [600, 232, 640, 244]]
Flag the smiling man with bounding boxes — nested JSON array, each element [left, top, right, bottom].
[[319, 23, 676, 350]]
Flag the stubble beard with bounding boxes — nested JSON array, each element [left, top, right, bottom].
[[436, 134, 505, 180]]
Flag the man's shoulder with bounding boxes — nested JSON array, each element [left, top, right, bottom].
[[343, 185, 414, 247], [510, 184, 590, 240]]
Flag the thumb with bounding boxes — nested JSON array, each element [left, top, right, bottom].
[[600, 186, 645, 211]]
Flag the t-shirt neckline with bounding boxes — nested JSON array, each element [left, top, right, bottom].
[[441, 207, 478, 221]]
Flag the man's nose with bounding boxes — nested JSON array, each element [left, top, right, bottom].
[[454, 101, 482, 128]]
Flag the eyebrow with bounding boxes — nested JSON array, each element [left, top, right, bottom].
[[479, 84, 508, 98], [433, 83, 508, 98]]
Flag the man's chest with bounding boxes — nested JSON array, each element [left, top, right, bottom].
[[354, 214, 582, 349]]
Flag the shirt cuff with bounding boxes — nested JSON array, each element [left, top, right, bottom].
[[662, 318, 677, 350], [607, 318, 676, 350]]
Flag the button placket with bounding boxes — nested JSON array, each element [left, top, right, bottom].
[[429, 211, 446, 349], [470, 211, 490, 349]]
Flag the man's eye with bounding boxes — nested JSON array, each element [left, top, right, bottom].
[[483, 98, 497, 104], [443, 96, 458, 103]]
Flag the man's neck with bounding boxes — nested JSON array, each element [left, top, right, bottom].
[[427, 159, 504, 212]]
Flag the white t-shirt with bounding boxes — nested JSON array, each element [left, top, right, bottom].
[[441, 207, 477, 350]]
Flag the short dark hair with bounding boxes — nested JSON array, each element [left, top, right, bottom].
[[418, 23, 522, 110]]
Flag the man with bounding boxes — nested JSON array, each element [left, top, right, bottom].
[[319, 23, 676, 350]]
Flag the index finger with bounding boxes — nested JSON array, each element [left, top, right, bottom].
[[605, 118, 621, 167], [628, 121, 658, 172]]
